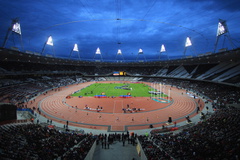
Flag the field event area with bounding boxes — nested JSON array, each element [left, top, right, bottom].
[[71, 82, 168, 98]]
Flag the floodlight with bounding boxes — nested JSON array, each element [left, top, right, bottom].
[[46, 36, 53, 46], [117, 49, 122, 55], [160, 44, 166, 52], [96, 47, 101, 54], [73, 44, 78, 51], [185, 37, 192, 47], [217, 19, 228, 36], [138, 48, 143, 54], [12, 22, 21, 35]]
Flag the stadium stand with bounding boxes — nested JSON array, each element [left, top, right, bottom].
[[0, 47, 240, 159], [0, 123, 94, 159], [141, 106, 240, 160]]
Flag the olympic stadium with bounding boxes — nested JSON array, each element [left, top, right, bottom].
[[0, 0, 240, 159]]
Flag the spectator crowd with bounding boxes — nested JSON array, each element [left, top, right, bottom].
[[139, 106, 240, 160], [0, 123, 95, 160]]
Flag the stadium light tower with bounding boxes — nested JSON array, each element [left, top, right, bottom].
[[213, 19, 235, 53], [159, 44, 168, 60], [136, 48, 146, 62], [115, 49, 124, 61], [69, 43, 80, 60], [41, 36, 55, 57], [183, 36, 196, 57], [93, 47, 103, 61], [2, 18, 24, 51]]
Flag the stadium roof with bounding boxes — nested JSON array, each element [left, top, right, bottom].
[[1, 47, 239, 67], [0, 0, 240, 62]]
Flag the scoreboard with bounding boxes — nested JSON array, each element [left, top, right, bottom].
[[113, 71, 127, 76]]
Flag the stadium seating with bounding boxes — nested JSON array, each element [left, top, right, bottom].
[[0, 48, 239, 159]]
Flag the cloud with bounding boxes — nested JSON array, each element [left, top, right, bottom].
[[0, 0, 239, 61]]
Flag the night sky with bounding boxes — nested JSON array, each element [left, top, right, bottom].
[[0, 0, 240, 62]]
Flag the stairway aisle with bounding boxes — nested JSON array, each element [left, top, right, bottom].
[[93, 140, 140, 160]]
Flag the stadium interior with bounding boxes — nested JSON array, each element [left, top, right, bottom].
[[0, 1, 240, 157], [0, 46, 240, 159]]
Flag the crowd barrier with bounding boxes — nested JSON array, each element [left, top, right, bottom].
[[85, 140, 97, 160]]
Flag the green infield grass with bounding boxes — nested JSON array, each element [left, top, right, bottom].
[[71, 83, 168, 97]]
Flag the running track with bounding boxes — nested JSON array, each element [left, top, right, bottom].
[[28, 81, 204, 132]]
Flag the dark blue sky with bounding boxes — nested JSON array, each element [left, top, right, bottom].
[[0, 0, 240, 62]]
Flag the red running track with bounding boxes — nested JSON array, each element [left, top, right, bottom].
[[28, 81, 204, 131]]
